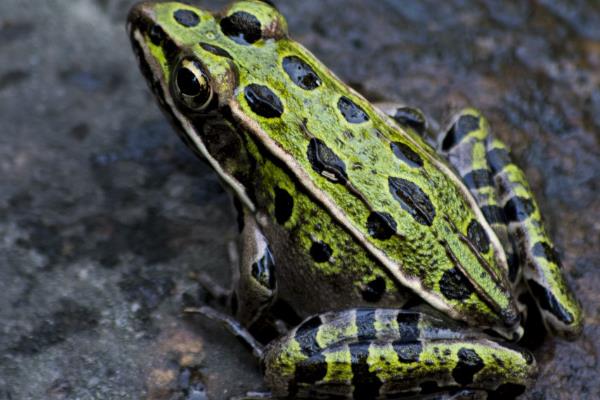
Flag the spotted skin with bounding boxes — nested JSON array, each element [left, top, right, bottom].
[[439, 108, 583, 338], [127, 0, 580, 397], [263, 309, 536, 399]]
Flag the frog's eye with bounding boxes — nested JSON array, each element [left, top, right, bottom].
[[172, 59, 214, 111]]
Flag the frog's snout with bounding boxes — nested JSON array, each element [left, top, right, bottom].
[[126, 2, 158, 38]]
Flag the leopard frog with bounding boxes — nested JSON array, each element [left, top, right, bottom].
[[127, 1, 583, 398]]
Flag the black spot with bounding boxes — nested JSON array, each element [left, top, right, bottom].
[[295, 352, 327, 383], [507, 246, 520, 283], [467, 219, 490, 254], [392, 107, 426, 136], [396, 311, 421, 341], [392, 340, 423, 363], [388, 177, 436, 226], [338, 96, 369, 124], [148, 24, 166, 45], [355, 309, 377, 340], [462, 169, 493, 190], [419, 381, 440, 395], [251, 246, 276, 290], [480, 205, 507, 225], [532, 241, 562, 268], [274, 187, 294, 224], [349, 342, 383, 399], [361, 277, 386, 302], [366, 211, 397, 240], [244, 84, 283, 118], [162, 37, 179, 63], [441, 115, 480, 151], [439, 268, 475, 300], [295, 315, 322, 356], [504, 196, 536, 222], [390, 141, 423, 168], [199, 42, 232, 59], [527, 279, 574, 325], [310, 241, 332, 263], [220, 11, 262, 45], [487, 147, 512, 174], [174, 9, 200, 27], [488, 383, 527, 400], [282, 56, 321, 90], [307, 138, 348, 184], [452, 348, 484, 385]]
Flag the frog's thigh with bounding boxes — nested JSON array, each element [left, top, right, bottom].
[[262, 308, 536, 399], [232, 211, 278, 327], [437, 108, 521, 285], [439, 108, 583, 339]]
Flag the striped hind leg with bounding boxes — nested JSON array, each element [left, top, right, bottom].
[[262, 308, 536, 399], [439, 109, 583, 339]]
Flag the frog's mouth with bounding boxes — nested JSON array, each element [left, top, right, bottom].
[[127, 2, 256, 213]]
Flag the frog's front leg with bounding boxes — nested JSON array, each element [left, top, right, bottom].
[[232, 210, 278, 328], [263, 308, 537, 399], [187, 209, 280, 349], [195, 207, 278, 330], [438, 108, 583, 339]]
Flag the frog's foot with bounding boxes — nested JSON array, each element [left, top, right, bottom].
[[438, 108, 583, 339], [184, 305, 265, 359], [262, 308, 537, 399]]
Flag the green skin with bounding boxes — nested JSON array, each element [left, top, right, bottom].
[[127, 1, 582, 398]]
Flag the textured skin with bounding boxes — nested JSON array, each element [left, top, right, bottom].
[[263, 309, 536, 398], [126, 0, 583, 396], [439, 109, 583, 339], [128, 0, 519, 335]]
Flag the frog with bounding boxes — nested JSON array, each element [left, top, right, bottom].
[[126, 1, 583, 398]]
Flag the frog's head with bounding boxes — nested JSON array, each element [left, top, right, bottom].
[[127, 0, 289, 210], [127, 0, 287, 116]]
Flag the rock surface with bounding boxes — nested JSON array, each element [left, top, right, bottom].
[[0, 0, 598, 399]]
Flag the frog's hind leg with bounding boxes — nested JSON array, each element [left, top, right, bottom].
[[439, 108, 583, 339], [438, 109, 521, 287], [262, 308, 536, 399]]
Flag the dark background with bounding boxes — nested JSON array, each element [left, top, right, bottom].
[[0, 1, 598, 399]]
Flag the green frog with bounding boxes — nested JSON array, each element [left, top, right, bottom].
[[127, 1, 583, 398]]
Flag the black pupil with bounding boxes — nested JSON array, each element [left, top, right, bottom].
[[177, 67, 201, 96]]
